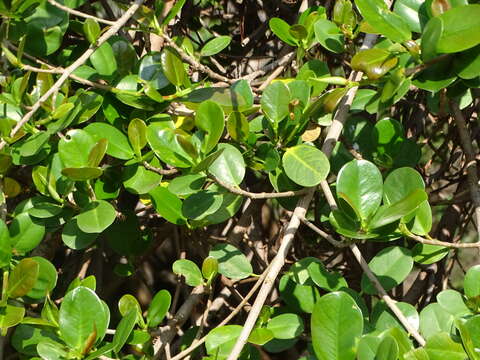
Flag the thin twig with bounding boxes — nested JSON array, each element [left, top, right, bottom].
[[349, 244, 426, 346], [0, 0, 145, 151], [404, 228, 480, 248], [143, 161, 179, 176], [211, 176, 310, 199], [47, 0, 116, 25], [169, 266, 270, 360], [450, 100, 480, 241], [299, 217, 346, 247], [226, 30, 381, 360]]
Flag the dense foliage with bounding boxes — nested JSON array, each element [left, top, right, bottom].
[[1, 0, 480, 359]]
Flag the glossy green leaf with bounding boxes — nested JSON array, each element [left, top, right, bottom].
[[83, 18, 100, 44], [59, 286, 110, 351], [9, 212, 45, 254], [454, 45, 480, 80], [314, 19, 345, 53], [336, 159, 383, 222], [0, 220, 11, 268], [202, 256, 218, 282], [269, 18, 298, 46], [87, 138, 108, 168], [311, 292, 363, 360], [128, 119, 147, 157], [205, 325, 242, 359], [62, 218, 98, 250], [0, 304, 25, 332], [282, 144, 330, 187], [200, 36, 232, 56], [123, 164, 161, 195], [149, 186, 186, 225], [27, 202, 63, 219], [376, 335, 399, 360], [209, 243, 252, 280], [147, 290, 171, 328], [26, 257, 57, 300], [12, 324, 59, 356], [90, 42, 117, 76], [421, 16, 443, 62], [355, 0, 412, 42], [139, 52, 170, 90], [393, 0, 428, 33], [371, 301, 419, 332], [146, 124, 194, 168], [61, 167, 103, 181], [195, 100, 225, 154], [226, 111, 249, 143], [361, 246, 413, 295], [7, 258, 39, 298], [37, 341, 68, 360], [279, 275, 320, 313], [182, 190, 223, 220], [208, 143, 245, 186], [261, 82, 291, 125], [464, 265, 480, 299], [267, 314, 304, 339], [75, 200, 116, 233], [419, 303, 454, 339], [435, 5, 480, 53], [58, 129, 95, 168], [351, 49, 398, 80], [248, 328, 274, 345], [113, 308, 136, 353], [437, 290, 471, 317], [168, 174, 206, 196], [424, 332, 467, 359], [84, 122, 134, 160], [161, 47, 187, 86], [172, 259, 203, 286], [118, 294, 143, 326], [19, 132, 50, 157]]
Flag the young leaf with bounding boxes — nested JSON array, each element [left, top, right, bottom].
[[209, 243, 252, 280], [269, 18, 298, 46], [75, 200, 116, 233], [147, 290, 171, 328], [200, 36, 232, 56], [7, 258, 40, 298], [172, 259, 203, 286], [195, 100, 225, 154]]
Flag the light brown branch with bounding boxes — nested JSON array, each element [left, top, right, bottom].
[[0, 0, 144, 151], [211, 176, 310, 199], [299, 217, 346, 247], [405, 229, 480, 248], [142, 161, 179, 176], [47, 0, 116, 25]]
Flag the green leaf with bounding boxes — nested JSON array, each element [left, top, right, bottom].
[[226, 111, 249, 143], [279, 274, 320, 313], [28, 202, 63, 218], [202, 256, 218, 282], [336, 159, 383, 222], [200, 36, 232, 56], [248, 328, 274, 345], [371, 301, 419, 332], [368, 189, 427, 229], [37, 341, 68, 360], [58, 129, 95, 168], [267, 314, 304, 339], [61, 167, 103, 181], [83, 18, 100, 44], [0, 304, 25, 332], [118, 294, 143, 326], [112, 308, 136, 354], [311, 292, 363, 360], [139, 53, 170, 90], [75, 200, 116, 233], [209, 243, 252, 280], [0, 220, 11, 268], [261, 82, 291, 125], [90, 42, 118, 76], [464, 265, 480, 299], [355, 0, 412, 42], [59, 286, 110, 351], [161, 47, 187, 86], [420, 16, 443, 62], [269, 18, 298, 46], [19, 132, 50, 157], [195, 100, 225, 154], [128, 119, 147, 157], [412, 243, 449, 265], [84, 122, 134, 160], [182, 190, 223, 220], [351, 49, 398, 80], [208, 143, 245, 186], [454, 45, 480, 80], [361, 246, 413, 295], [147, 290, 171, 328], [123, 163, 161, 195], [12, 324, 59, 356], [437, 290, 471, 317], [393, 0, 428, 33], [282, 144, 330, 187], [205, 325, 242, 359], [376, 336, 399, 360], [87, 138, 108, 168], [26, 257, 57, 300], [172, 259, 203, 286], [146, 123, 194, 168], [7, 258, 39, 298], [9, 212, 45, 254], [424, 332, 467, 360], [314, 19, 345, 53], [419, 303, 454, 339], [149, 186, 186, 225], [62, 218, 98, 250], [435, 5, 480, 53], [168, 174, 206, 196]]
